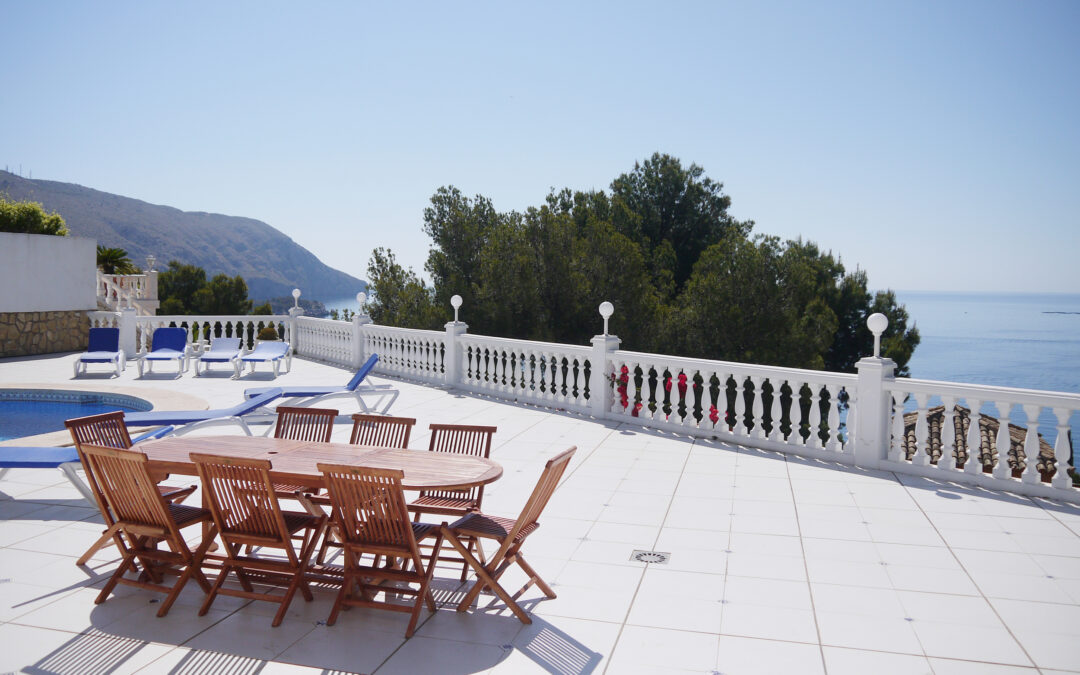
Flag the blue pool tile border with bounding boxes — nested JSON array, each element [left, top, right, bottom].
[[0, 389, 153, 412]]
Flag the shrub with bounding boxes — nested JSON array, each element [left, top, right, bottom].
[[257, 324, 278, 341]]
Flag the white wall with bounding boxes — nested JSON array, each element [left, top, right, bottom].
[[0, 233, 96, 312]]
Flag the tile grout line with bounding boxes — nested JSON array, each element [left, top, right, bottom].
[[893, 474, 1041, 670], [600, 431, 700, 675]]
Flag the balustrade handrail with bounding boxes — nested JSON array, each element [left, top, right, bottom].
[[460, 333, 592, 355], [888, 376, 1080, 408], [360, 324, 447, 339], [614, 348, 858, 385]]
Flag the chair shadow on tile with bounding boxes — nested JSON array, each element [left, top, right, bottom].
[[25, 628, 156, 675]]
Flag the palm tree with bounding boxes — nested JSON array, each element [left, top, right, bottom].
[[96, 246, 139, 274]]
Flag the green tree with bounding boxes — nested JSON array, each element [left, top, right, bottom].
[[156, 260, 254, 316], [366, 248, 443, 329], [0, 196, 68, 235], [95, 246, 140, 274], [608, 153, 752, 296], [375, 153, 918, 375]]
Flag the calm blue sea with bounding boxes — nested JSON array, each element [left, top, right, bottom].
[[898, 292, 1080, 394]]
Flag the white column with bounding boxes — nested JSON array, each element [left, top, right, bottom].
[[1052, 407, 1074, 490], [118, 307, 137, 356], [443, 321, 468, 388], [589, 334, 621, 419], [853, 356, 897, 469]]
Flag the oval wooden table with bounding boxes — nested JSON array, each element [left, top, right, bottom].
[[137, 434, 503, 490]]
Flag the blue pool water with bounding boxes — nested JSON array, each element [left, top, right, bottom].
[[0, 391, 151, 441]]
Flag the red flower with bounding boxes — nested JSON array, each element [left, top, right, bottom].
[[632, 402, 642, 417], [708, 405, 719, 424], [677, 373, 688, 397]]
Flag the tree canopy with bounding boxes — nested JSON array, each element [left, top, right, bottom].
[[367, 153, 919, 375], [96, 246, 139, 274], [0, 196, 68, 235], [157, 261, 253, 316]]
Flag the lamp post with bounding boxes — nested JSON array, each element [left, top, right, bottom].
[[867, 312, 888, 358], [451, 294, 463, 324]]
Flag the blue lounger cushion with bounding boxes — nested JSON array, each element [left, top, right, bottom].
[[0, 447, 80, 469], [245, 353, 380, 399], [125, 388, 283, 426]]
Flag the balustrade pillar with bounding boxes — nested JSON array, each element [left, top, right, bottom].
[[118, 307, 137, 356], [589, 334, 620, 419], [352, 312, 372, 367], [444, 321, 468, 388], [853, 355, 897, 469]]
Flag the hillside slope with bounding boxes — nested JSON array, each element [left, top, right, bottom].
[[0, 171, 366, 301]]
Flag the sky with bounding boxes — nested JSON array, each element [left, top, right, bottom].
[[2, 0, 1078, 296]]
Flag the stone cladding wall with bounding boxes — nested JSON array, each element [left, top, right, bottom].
[[0, 311, 88, 357]]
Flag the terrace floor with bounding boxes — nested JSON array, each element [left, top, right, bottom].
[[2, 352, 1080, 674]]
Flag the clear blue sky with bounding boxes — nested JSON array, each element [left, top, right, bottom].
[[3, 1, 1078, 295]]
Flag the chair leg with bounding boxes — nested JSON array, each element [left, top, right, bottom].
[[441, 527, 531, 624], [514, 553, 556, 598], [76, 523, 123, 566]]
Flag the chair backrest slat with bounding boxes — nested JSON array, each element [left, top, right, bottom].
[[209, 337, 241, 353], [80, 444, 175, 535], [274, 406, 337, 443], [65, 411, 133, 450], [318, 464, 417, 553], [422, 424, 496, 504], [509, 446, 576, 542], [349, 414, 415, 448], [191, 453, 290, 544]]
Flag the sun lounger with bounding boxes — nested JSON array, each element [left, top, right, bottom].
[[235, 341, 291, 378], [137, 327, 190, 377], [244, 353, 398, 413], [74, 327, 125, 377], [194, 337, 243, 376], [125, 388, 284, 436], [0, 426, 175, 504]]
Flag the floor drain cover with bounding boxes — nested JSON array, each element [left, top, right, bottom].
[[631, 550, 671, 564]]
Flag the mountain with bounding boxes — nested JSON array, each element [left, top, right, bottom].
[[0, 171, 366, 302]]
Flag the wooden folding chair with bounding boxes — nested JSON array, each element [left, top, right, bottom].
[[264, 405, 339, 500], [349, 414, 416, 448], [311, 414, 417, 564], [408, 424, 496, 578], [442, 446, 576, 624], [192, 453, 328, 627], [66, 412, 196, 565], [79, 444, 216, 617], [319, 463, 445, 638]]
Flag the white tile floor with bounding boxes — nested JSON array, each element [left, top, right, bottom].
[[2, 352, 1080, 673]]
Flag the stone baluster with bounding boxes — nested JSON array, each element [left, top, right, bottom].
[[732, 376, 747, 436], [768, 379, 784, 441], [993, 402, 1014, 480], [939, 396, 957, 470], [845, 395, 858, 451], [1051, 407, 1075, 490], [686, 369, 700, 427], [751, 376, 766, 439], [912, 394, 931, 466], [964, 398, 984, 474], [807, 384, 823, 449], [889, 393, 906, 462], [1021, 404, 1043, 485], [788, 380, 804, 443], [826, 384, 841, 452]]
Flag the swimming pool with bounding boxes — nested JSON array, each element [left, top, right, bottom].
[[0, 389, 152, 441]]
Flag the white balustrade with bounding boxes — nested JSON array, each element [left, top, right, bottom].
[[460, 335, 591, 412], [86, 310, 121, 329], [360, 325, 447, 384], [295, 316, 353, 367], [134, 315, 290, 353], [885, 378, 1080, 498], [607, 350, 855, 461]]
